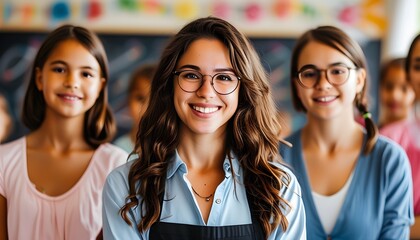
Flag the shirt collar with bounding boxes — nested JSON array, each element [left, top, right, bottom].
[[166, 150, 241, 179]]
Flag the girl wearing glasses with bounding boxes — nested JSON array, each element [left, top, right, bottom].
[[381, 33, 420, 238], [280, 26, 413, 239], [102, 17, 306, 239]]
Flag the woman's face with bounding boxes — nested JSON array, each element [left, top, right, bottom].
[[173, 38, 240, 136], [295, 41, 365, 121], [408, 40, 420, 100]]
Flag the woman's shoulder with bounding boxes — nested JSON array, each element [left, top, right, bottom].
[[103, 160, 134, 195], [97, 143, 129, 155], [369, 135, 410, 169], [96, 143, 129, 158], [93, 143, 129, 169], [0, 136, 25, 150], [374, 135, 406, 154], [106, 160, 134, 182]]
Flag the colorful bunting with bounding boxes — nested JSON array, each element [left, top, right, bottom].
[[0, 0, 388, 38]]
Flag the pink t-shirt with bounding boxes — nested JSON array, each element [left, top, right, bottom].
[[380, 119, 420, 215], [0, 137, 127, 240]]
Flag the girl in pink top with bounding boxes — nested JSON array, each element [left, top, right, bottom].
[[0, 25, 127, 240], [378, 57, 415, 129], [380, 33, 420, 238]]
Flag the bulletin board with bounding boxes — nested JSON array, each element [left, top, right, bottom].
[[0, 31, 381, 143]]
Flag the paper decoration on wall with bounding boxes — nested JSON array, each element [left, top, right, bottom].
[[301, 3, 317, 18], [244, 3, 262, 21], [174, 1, 199, 20], [118, 0, 137, 11], [212, 2, 230, 19], [140, 0, 164, 15], [272, 0, 292, 18], [338, 5, 359, 24], [50, 1, 70, 22], [87, 0, 102, 20], [21, 4, 35, 23], [360, 0, 386, 32], [0, 0, 387, 38]]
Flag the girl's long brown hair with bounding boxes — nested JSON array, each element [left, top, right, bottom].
[[290, 26, 378, 154], [22, 24, 115, 147], [120, 16, 291, 238]]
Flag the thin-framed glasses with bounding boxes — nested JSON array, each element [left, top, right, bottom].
[[297, 64, 357, 88], [173, 70, 241, 95]]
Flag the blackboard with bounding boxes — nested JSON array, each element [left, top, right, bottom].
[[0, 31, 381, 143]]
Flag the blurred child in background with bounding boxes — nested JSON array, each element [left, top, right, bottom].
[[381, 33, 420, 239], [114, 63, 156, 154], [0, 94, 13, 143], [378, 57, 415, 129]]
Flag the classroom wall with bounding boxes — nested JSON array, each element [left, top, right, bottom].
[[0, 0, 418, 143], [0, 32, 381, 143], [1, 0, 388, 38]]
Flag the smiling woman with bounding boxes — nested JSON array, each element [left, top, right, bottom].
[[102, 16, 306, 240], [280, 26, 414, 240]]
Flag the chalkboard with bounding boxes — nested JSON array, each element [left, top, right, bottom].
[[0, 31, 381, 143]]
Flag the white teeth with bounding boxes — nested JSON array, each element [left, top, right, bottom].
[[318, 96, 335, 102], [63, 96, 79, 101], [192, 106, 218, 113]]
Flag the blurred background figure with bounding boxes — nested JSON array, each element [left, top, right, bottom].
[[114, 63, 157, 153], [0, 94, 13, 143], [378, 57, 415, 129], [380, 33, 420, 239]]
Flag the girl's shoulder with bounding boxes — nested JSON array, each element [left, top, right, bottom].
[[103, 160, 134, 196], [368, 135, 410, 170], [97, 143, 129, 156], [90, 143, 129, 170], [0, 137, 26, 160], [0, 136, 25, 149], [374, 135, 406, 155]]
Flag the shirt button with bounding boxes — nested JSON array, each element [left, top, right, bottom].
[[215, 199, 221, 204]]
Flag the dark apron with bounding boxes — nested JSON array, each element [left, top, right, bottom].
[[149, 191, 265, 240]]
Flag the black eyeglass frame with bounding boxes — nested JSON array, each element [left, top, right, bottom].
[[296, 65, 358, 89], [173, 70, 241, 95]]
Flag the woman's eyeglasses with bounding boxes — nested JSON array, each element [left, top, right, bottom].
[[174, 70, 240, 95], [297, 64, 357, 88]]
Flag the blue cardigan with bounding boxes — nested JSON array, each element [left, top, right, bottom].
[[280, 130, 414, 240]]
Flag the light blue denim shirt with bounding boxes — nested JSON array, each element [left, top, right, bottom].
[[103, 150, 306, 239]]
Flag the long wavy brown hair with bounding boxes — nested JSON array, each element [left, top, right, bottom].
[[120, 16, 291, 238], [290, 26, 378, 154], [21, 24, 115, 148]]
